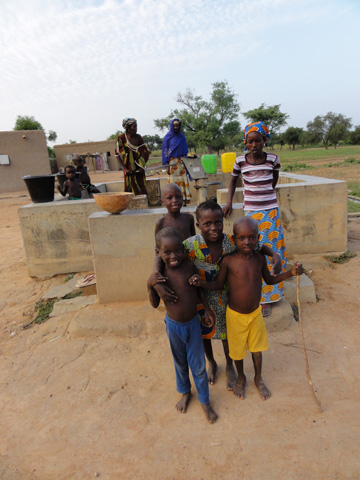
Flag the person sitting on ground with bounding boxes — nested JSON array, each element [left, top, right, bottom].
[[57, 165, 82, 200], [147, 227, 218, 424], [155, 183, 196, 241], [72, 155, 100, 195], [189, 216, 304, 401]]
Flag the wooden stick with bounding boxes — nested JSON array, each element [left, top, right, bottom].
[[297, 275, 322, 413]]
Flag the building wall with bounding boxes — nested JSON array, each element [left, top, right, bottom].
[[54, 140, 118, 172], [0, 130, 50, 193]]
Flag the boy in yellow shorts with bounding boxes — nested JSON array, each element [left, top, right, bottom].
[[189, 216, 303, 401]]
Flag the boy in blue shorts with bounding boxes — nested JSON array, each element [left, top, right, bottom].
[[147, 227, 218, 424], [190, 216, 303, 401]]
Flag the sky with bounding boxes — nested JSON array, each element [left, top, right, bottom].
[[0, 0, 359, 145]]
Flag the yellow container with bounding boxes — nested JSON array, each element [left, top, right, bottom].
[[221, 152, 236, 173]]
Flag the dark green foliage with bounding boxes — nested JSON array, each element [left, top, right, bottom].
[[326, 250, 357, 264], [307, 112, 352, 149], [154, 81, 241, 153], [243, 103, 289, 136]]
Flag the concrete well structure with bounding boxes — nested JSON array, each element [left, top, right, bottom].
[[18, 172, 347, 302], [89, 173, 347, 303]]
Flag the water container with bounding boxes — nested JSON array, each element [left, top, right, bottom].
[[23, 175, 55, 203], [201, 154, 217, 174], [221, 152, 236, 173]]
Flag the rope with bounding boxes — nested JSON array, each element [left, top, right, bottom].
[[297, 275, 322, 413]]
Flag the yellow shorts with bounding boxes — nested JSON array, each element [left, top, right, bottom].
[[226, 305, 269, 360]]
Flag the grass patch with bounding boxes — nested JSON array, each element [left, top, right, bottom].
[[62, 291, 83, 300], [291, 305, 299, 322], [348, 181, 360, 197], [23, 299, 56, 328], [326, 250, 357, 264], [348, 200, 360, 213], [343, 157, 360, 165], [282, 162, 313, 172]]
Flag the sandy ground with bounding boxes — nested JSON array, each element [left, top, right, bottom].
[[1, 176, 360, 480]]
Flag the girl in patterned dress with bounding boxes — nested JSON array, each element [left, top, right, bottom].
[[223, 122, 287, 317]]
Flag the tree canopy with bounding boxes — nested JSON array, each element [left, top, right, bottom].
[[283, 127, 304, 150], [154, 81, 241, 153], [307, 112, 352, 149], [243, 104, 289, 137], [13, 115, 57, 143]]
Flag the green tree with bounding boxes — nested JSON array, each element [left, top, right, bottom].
[[306, 112, 352, 149], [283, 127, 304, 150], [142, 134, 163, 151], [107, 131, 121, 141], [154, 81, 241, 153], [349, 126, 360, 145], [243, 104, 289, 137], [13, 115, 57, 144]]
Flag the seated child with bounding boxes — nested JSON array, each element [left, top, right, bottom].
[[147, 227, 218, 424], [189, 216, 304, 401], [72, 155, 100, 195], [155, 183, 195, 241], [57, 165, 82, 200]]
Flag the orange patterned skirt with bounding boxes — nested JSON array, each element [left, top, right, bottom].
[[168, 157, 192, 204]]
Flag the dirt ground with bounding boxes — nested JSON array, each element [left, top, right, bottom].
[[1, 174, 360, 480]]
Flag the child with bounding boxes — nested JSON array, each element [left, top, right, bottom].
[[189, 216, 304, 401], [152, 200, 282, 392], [147, 227, 218, 424], [155, 183, 195, 240], [72, 155, 100, 195], [223, 121, 287, 318], [57, 165, 82, 200]]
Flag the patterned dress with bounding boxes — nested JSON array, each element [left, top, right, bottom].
[[183, 233, 237, 340], [168, 157, 192, 204], [232, 153, 287, 303], [115, 133, 150, 196]]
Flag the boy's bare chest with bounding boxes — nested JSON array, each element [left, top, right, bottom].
[[228, 256, 263, 283]]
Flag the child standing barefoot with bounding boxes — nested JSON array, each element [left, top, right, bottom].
[[190, 216, 303, 401], [147, 227, 218, 424]]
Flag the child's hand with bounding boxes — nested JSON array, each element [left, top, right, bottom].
[[189, 274, 202, 287], [148, 271, 167, 287], [271, 252, 282, 275], [204, 309, 215, 328], [291, 262, 304, 276], [153, 284, 178, 304]]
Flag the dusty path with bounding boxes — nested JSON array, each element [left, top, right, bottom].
[[0, 183, 360, 479]]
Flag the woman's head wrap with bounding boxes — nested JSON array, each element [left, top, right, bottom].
[[122, 118, 137, 130], [243, 122, 270, 143]]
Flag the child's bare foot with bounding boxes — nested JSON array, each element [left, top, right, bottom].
[[226, 364, 237, 391], [207, 361, 218, 385], [201, 403, 218, 424], [176, 392, 192, 413], [233, 375, 246, 399], [255, 376, 271, 400]]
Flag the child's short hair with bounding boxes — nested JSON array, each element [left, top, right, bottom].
[[196, 199, 222, 221], [65, 165, 76, 174], [233, 216, 258, 235], [156, 227, 182, 248]]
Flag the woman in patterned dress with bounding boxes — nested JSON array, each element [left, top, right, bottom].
[[115, 118, 150, 196], [162, 119, 191, 204]]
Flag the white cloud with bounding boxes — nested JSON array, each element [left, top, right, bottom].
[[0, 0, 359, 142]]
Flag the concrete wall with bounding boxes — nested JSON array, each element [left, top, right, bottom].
[[54, 140, 118, 172], [0, 130, 50, 193], [216, 173, 348, 254]]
